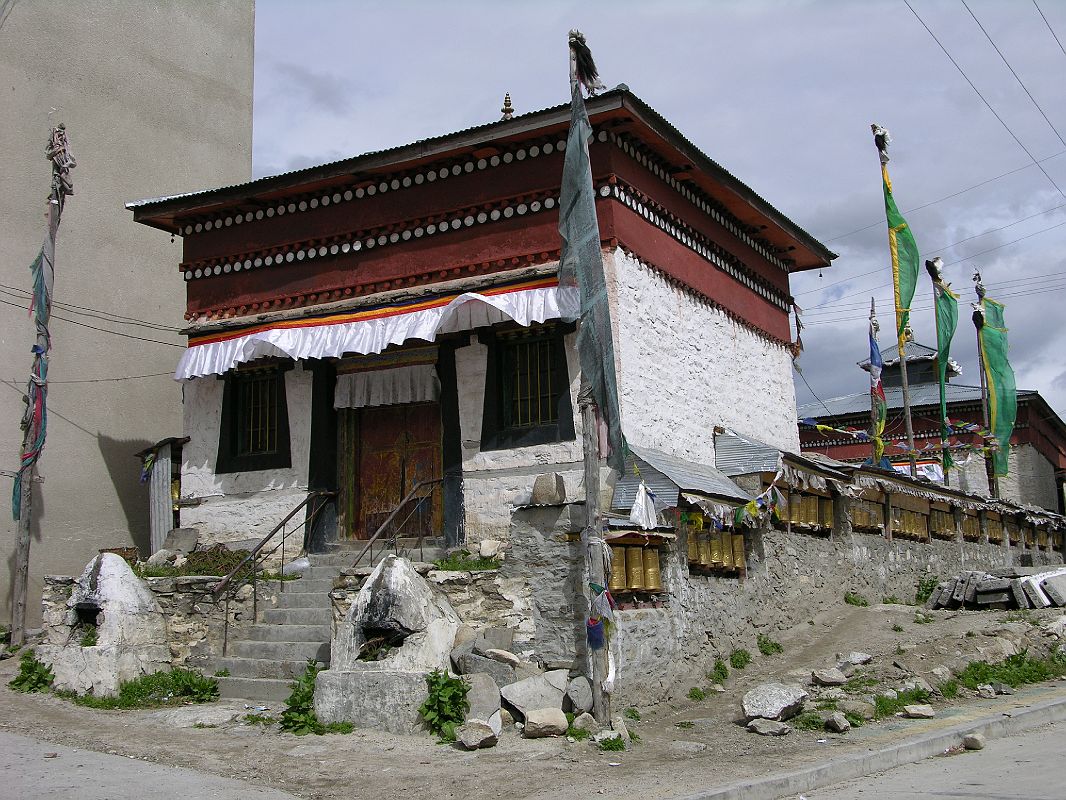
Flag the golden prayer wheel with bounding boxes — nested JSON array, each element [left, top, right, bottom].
[[626, 546, 645, 589], [643, 548, 662, 591], [687, 530, 698, 562], [697, 533, 712, 566], [609, 545, 628, 591], [719, 530, 733, 569], [708, 530, 721, 565], [732, 534, 745, 569]]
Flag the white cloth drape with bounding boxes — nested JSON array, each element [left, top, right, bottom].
[[175, 283, 578, 380], [333, 364, 440, 409]]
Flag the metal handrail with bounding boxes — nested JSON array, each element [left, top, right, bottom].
[[350, 479, 443, 568], [212, 489, 334, 596]]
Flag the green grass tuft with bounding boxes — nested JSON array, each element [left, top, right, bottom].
[[687, 686, 706, 702], [597, 734, 626, 751], [567, 725, 591, 741], [58, 668, 218, 709], [956, 651, 1065, 690], [244, 713, 275, 725], [623, 707, 641, 721], [892, 623, 904, 633], [707, 658, 729, 684], [8, 650, 54, 693], [757, 634, 783, 656], [843, 711, 865, 728], [915, 576, 939, 605], [675, 720, 694, 729], [431, 549, 500, 571], [938, 680, 959, 699], [730, 649, 752, 670], [792, 711, 826, 731], [873, 687, 930, 719], [844, 592, 869, 607]]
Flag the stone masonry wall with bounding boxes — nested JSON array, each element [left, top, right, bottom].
[[41, 574, 282, 672]]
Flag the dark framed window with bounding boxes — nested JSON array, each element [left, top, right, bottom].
[[480, 324, 576, 450], [216, 363, 292, 473]]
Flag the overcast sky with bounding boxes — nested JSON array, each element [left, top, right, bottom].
[[255, 0, 1066, 419]]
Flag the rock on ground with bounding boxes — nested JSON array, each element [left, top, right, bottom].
[[609, 715, 631, 742], [963, 732, 986, 750], [824, 712, 851, 733], [457, 720, 498, 749], [522, 708, 568, 738], [462, 673, 501, 723], [742, 683, 808, 721], [747, 718, 791, 736], [565, 676, 593, 713], [500, 669, 568, 719], [903, 704, 936, 719], [571, 712, 600, 734], [811, 668, 848, 686]]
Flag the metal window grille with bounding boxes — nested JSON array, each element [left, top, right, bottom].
[[236, 371, 279, 456], [504, 336, 556, 429]]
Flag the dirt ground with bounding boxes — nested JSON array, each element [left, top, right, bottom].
[[3, 603, 1064, 800]]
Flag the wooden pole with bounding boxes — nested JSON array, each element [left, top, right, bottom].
[[869, 299, 879, 464], [897, 337, 918, 478], [973, 270, 999, 498], [579, 380, 610, 725], [11, 464, 34, 648]]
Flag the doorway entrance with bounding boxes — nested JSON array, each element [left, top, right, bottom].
[[337, 402, 443, 540]]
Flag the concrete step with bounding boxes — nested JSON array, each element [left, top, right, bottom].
[[304, 566, 345, 580], [214, 657, 325, 680], [274, 591, 332, 610], [310, 549, 445, 570], [230, 638, 330, 662], [261, 607, 331, 625], [280, 578, 336, 594], [245, 623, 330, 642], [216, 675, 293, 703], [321, 536, 444, 553]]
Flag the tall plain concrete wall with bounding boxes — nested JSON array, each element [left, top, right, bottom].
[[1, 0, 254, 625], [608, 249, 800, 460]]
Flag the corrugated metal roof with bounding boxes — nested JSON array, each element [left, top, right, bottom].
[[611, 444, 750, 511], [797, 383, 1037, 420], [714, 430, 781, 476], [858, 341, 961, 377]]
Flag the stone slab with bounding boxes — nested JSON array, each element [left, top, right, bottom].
[[162, 527, 199, 554], [1041, 575, 1066, 606], [314, 669, 428, 734], [457, 653, 515, 689], [1009, 579, 1029, 609]]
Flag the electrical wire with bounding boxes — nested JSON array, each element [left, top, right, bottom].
[[961, 0, 1066, 148], [903, 0, 1066, 200], [1034, 0, 1066, 58], [0, 297, 184, 347], [794, 364, 835, 417], [0, 372, 173, 384], [818, 151, 1065, 244], [0, 283, 182, 332]]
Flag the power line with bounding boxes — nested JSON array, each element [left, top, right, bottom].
[[0, 297, 184, 348], [0, 372, 173, 384], [903, 0, 1066, 200], [794, 363, 834, 417], [0, 283, 182, 332], [1034, 0, 1066, 58], [962, 0, 1066, 148], [818, 151, 1065, 244]]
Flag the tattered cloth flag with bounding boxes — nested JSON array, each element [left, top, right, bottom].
[[12, 124, 76, 519], [559, 30, 624, 471], [872, 124, 920, 346], [868, 316, 889, 465], [926, 257, 959, 473], [975, 297, 1017, 477]]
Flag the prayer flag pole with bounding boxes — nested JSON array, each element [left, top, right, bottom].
[[10, 124, 76, 647], [926, 257, 959, 487], [868, 299, 888, 467], [971, 270, 997, 497], [871, 124, 918, 478]]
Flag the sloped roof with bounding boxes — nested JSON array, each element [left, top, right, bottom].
[[797, 383, 1038, 420], [714, 430, 781, 476], [611, 444, 750, 511], [859, 342, 961, 377]]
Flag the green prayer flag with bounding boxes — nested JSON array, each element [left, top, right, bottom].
[[978, 298, 1016, 477], [933, 281, 958, 472], [881, 166, 921, 344]]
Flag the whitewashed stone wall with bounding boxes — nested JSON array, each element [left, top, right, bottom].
[[180, 366, 312, 546], [950, 445, 1060, 512], [607, 249, 800, 461], [455, 332, 585, 547]]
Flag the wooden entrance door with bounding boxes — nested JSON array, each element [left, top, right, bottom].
[[338, 402, 443, 540]]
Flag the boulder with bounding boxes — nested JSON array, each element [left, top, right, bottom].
[[819, 687, 846, 701], [479, 626, 514, 652], [824, 712, 851, 733], [571, 711, 600, 734], [747, 718, 791, 736], [840, 651, 873, 666], [812, 668, 848, 686], [514, 661, 543, 682], [930, 666, 952, 682], [566, 676, 594, 713], [458, 720, 498, 750], [485, 649, 522, 667], [609, 715, 631, 742], [315, 556, 462, 734], [37, 554, 170, 697], [903, 704, 936, 719], [478, 539, 504, 560], [742, 683, 808, 721], [500, 669, 568, 718], [457, 653, 515, 689], [462, 673, 501, 723], [450, 638, 476, 671], [962, 733, 986, 750], [841, 699, 876, 720], [523, 708, 568, 738], [161, 527, 199, 554], [145, 548, 178, 568], [991, 682, 1015, 696], [531, 472, 567, 505], [976, 683, 996, 699]]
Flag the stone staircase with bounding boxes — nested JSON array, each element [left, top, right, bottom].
[[213, 538, 444, 702]]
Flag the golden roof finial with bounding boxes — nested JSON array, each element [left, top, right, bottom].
[[501, 92, 514, 121]]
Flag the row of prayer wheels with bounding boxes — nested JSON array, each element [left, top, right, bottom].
[[608, 545, 662, 591], [687, 529, 745, 570]]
